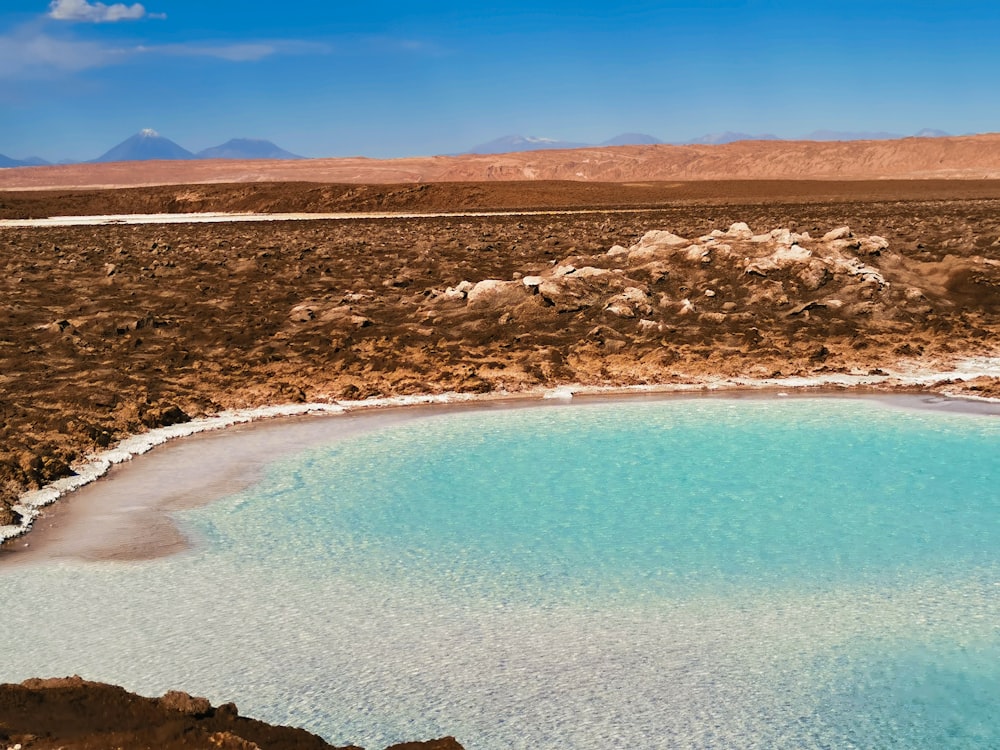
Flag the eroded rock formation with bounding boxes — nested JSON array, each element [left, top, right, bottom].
[[432, 222, 903, 326]]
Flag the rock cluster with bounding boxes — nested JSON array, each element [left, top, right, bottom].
[[432, 222, 904, 327]]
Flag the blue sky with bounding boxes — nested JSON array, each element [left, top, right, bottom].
[[1, 0, 999, 160]]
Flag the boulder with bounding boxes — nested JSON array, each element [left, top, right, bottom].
[[833, 258, 887, 288], [570, 266, 612, 279], [822, 226, 853, 242], [637, 229, 690, 247], [859, 235, 890, 256], [798, 260, 830, 291], [684, 244, 712, 263], [466, 279, 526, 307], [725, 222, 754, 240], [627, 229, 691, 261], [605, 301, 636, 318], [288, 304, 316, 322], [552, 264, 576, 277], [158, 691, 213, 717], [769, 228, 794, 245], [605, 286, 653, 317], [621, 286, 651, 304], [537, 277, 603, 313], [442, 280, 474, 300], [745, 244, 813, 275], [827, 238, 862, 253]]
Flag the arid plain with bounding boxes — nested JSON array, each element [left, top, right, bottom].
[[2, 137, 1000, 747]]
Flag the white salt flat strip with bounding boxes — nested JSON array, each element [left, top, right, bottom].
[[0, 208, 655, 229]]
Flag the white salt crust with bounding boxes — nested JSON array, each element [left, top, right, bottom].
[[0, 209, 656, 229]]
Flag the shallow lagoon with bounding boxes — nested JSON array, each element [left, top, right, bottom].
[[3, 398, 999, 748]]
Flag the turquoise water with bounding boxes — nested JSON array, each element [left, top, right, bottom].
[[2, 398, 999, 748]]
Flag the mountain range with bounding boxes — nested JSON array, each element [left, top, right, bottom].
[[0, 128, 960, 167], [0, 154, 51, 168], [467, 129, 955, 153], [464, 133, 668, 154], [3, 132, 1000, 190], [0, 130, 303, 167], [92, 130, 304, 163]]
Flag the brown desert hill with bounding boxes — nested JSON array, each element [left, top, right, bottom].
[[3, 134, 1000, 190]]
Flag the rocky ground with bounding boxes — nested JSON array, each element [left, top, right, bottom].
[[5, 179, 1000, 219], [0, 677, 462, 750], [2, 181, 1000, 527]]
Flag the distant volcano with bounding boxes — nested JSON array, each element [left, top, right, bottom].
[[94, 129, 195, 163], [197, 138, 303, 160]]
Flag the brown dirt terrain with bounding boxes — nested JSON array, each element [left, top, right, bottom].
[[0, 676, 462, 750], [2, 133, 1000, 191], [6, 179, 1000, 219]]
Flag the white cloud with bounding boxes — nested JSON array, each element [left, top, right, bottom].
[[139, 40, 332, 61], [0, 24, 329, 79], [0, 28, 126, 77], [365, 37, 443, 56], [140, 43, 279, 62], [48, 0, 165, 23]]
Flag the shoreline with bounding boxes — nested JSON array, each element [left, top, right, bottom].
[[2, 363, 1000, 567]]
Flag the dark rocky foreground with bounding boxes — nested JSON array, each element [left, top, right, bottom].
[[0, 677, 463, 750]]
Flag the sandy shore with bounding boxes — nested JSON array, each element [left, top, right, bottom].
[[2, 376, 999, 568]]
